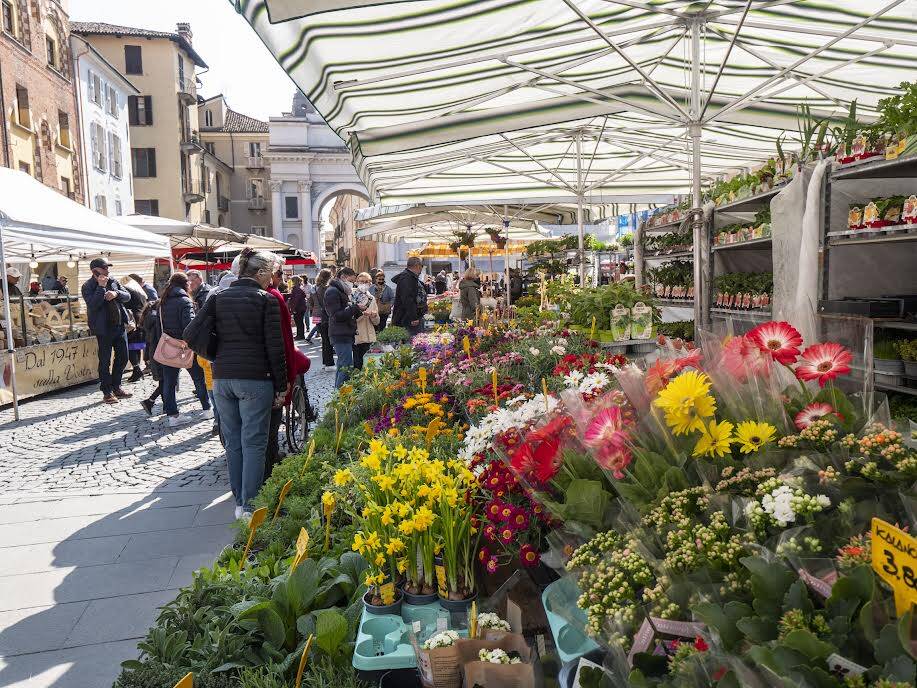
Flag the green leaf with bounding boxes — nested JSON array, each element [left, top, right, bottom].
[[899, 610, 916, 660], [875, 621, 910, 664], [737, 616, 778, 643], [692, 601, 750, 651], [314, 609, 348, 655], [783, 580, 814, 617], [882, 655, 916, 683], [827, 565, 874, 611], [781, 629, 834, 660], [563, 479, 609, 528], [257, 607, 286, 649], [119, 660, 145, 670]]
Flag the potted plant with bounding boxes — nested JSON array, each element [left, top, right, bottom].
[[874, 336, 904, 377], [377, 325, 409, 351], [895, 338, 917, 378], [434, 466, 479, 611]]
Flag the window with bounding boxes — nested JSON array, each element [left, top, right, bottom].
[[115, 199, 123, 216], [135, 199, 159, 216], [94, 194, 108, 216], [88, 71, 102, 106], [248, 142, 261, 157], [204, 209, 211, 224], [2, 1, 13, 35], [60, 176, 71, 198], [128, 95, 153, 125], [46, 35, 57, 70], [249, 178, 264, 199], [251, 226, 267, 236], [204, 109, 213, 127], [284, 195, 299, 219], [57, 111, 70, 149], [90, 122, 106, 172], [124, 45, 142, 74], [18, 161, 30, 175], [109, 132, 123, 178], [105, 85, 118, 116], [131, 148, 157, 177], [206, 170, 213, 193], [178, 55, 185, 85], [204, 142, 215, 155], [15, 84, 30, 128]]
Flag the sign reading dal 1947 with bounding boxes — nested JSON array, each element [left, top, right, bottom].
[[0, 338, 98, 404]]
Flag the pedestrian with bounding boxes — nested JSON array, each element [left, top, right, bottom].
[[138, 299, 163, 417], [424, 274, 436, 295], [509, 269, 523, 304], [81, 258, 132, 404], [52, 274, 69, 294], [435, 270, 447, 294], [129, 273, 158, 303], [354, 272, 380, 369], [372, 270, 394, 332], [184, 248, 288, 519], [392, 256, 427, 337], [186, 270, 211, 311], [459, 267, 482, 321], [287, 275, 309, 340], [313, 269, 336, 372], [158, 272, 212, 427], [323, 266, 367, 388], [4, 267, 22, 297], [123, 277, 148, 383]]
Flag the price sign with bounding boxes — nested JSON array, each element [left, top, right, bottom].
[[870, 517, 917, 615], [240, 507, 268, 571]]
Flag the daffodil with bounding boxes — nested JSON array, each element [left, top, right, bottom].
[[375, 552, 386, 566], [692, 419, 735, 458], [352, 532, 365, 553], [653, 370, 716, 435], [372, 473, 396, 492], [364, 572, 378, 587], [361, 453, 382, 472], [333, 468, 353, 486], [734, 420, 777, 454], [385, 537, 406, 555], [413, 506, 435, 531], [393, 444, 408, 460], [364, 531, 381, 550], [380, 507, 394, 526], [398, 519, 416, 536]]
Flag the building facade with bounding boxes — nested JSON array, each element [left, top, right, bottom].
[[197, 94, 270, 234], [70, 21, 207, 221], [0, 0, 83, 201], [328, 191, 373, 271], [70, 34, 137, 216]]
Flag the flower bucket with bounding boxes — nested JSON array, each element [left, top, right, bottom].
[[403, 590, 439, 605], [904, 361, 917, 378], [438, 591, 477, 612], [364, 590, 404, 616]]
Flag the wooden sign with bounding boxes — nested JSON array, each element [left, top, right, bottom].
[[0, 338, 98, 404], [239, 507, 268, 570], [173, 673, 193, 688], [272, 479, 294, 522], [294, 634, 314, 688], [870, 517, 917, 615]]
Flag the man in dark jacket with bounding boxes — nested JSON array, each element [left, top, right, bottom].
[[187, 270, 212, 311], [509, 269, 524, 304], [391, 257, 426, 338], [81, 258, 132, 404], [322, 267, 366, 388]]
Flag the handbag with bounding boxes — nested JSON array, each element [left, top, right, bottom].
[[153, 301, 194, 369], [183, 294, 219, 361]]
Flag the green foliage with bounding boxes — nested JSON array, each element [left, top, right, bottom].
[[876, 81, 917, 136], [713, 272, 773, 296], [656, 321, 694, 341], [376, 326, 408, 344], [114, 660, 240, 688]]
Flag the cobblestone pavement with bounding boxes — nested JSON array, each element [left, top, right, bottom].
[[0, 340, 336, 494]]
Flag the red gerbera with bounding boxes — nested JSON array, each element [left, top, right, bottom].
[[509, 416, 571, 483], [795, 342, 853, 387], [519, 543, 540, 568], [582, 406, 632, 479], [721, 335, 772, 382], [794, 402, 843, 429], [748, 321, 803, 364], [674, 347, 703, 371], [644, 358, 680, 396]]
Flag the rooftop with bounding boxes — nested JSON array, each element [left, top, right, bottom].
[[222, 108, 269, 133], [70, 21, 207, 68]]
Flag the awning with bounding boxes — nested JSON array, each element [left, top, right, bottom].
[[0, 169, 171, 261]]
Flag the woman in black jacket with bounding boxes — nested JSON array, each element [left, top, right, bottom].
[[139, 299, 163, 417], [159, 272, 211, 427], [311, 269, 335, 371]]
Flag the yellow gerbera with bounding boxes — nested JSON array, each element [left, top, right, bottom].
[[734, 420, 777, 454], [653, 370, 716, 435], [692, 419, 735, 458]]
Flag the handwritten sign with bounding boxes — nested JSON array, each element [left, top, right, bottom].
[[173, 673, 193, 688], [272, 479, 294, 522], [0, 338, 98, 404], [871, 517, 917, 615], [239, 507, 268, 570]]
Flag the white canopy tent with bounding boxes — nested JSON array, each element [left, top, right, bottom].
[[234, 0, 916, 317], [0, 169, 172, 419]]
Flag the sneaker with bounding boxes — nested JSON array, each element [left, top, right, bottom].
[[127, 369, 143, 383], [168, 415, 191, 428], [211, 422, 220, 436], [102, 394, 119, 404], [140, 398, 154, 416], [113, 388, 133, 399], [234, 506, 244, 520], [322, 365, 336, 373], [200, 408, 214, 420]]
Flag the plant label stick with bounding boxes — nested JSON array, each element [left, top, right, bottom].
[[173, 673, 193, 688], [239, 507, 268, 570], [870, 517, 917, 615], [272, 479, 293, 522], [299, 438, 315, 477], [294, 634, 314, 688], [491, 369, 498, 406], [290, 526, 310, 573]]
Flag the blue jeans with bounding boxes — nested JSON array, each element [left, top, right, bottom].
[[95, 329, 128, 396], [331, 339, 354, 388], [161, 358, 210, 417], [214, 378, 275, 510]]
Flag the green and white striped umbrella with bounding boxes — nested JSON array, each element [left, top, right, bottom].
[[235, 0, 917, 201]]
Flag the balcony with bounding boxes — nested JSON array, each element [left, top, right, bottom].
[[183, 179, 205, 204], [246, 156, 264, 169], [180, 131, 203, 154], [178, 76, 196, 104], [218, 195, 229, 212], [248, 196, 266, 211]]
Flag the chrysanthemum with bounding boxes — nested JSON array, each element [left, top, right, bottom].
[[653, 370, 716, 435], [794, 402, 842, 430], [748, 321, 803, 364], [692, 419, 735, 458], [795, 342, 853, 387], [734, 420, 777, 454]]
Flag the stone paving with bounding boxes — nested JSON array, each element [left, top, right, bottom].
[[0, 340, 335, 688]]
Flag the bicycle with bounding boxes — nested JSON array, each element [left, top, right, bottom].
[[284, 373, 317, 454]]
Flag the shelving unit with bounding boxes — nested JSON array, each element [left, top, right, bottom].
[[636, 208, 695, 326], [711, 237, 772, 251], [710, 307, 772, 320]]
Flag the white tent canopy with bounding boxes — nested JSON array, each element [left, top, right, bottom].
[[0, 170, 171, 262]]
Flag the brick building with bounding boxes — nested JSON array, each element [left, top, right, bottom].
[[0, 0, 83, 201]]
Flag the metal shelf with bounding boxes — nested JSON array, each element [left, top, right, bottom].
[[832, 155, 917, 181], [714, 186, 783, 213], [827, 224, 917, 246], [712, 237, 772, 251], [644, 250, 694, 261], [874, 320, 917, 332], [643, 218, 688, 233], [711, 307, 772, 320], [876, 382, 917, 396], [655, 298, 695, 307]]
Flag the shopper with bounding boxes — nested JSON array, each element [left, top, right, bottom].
[[304, 274, 324, 343], [187, 270, 211, 311], [123, 277, 149, 383], [313, 269, 336, 372], [185, 248, 288, 518], [392, 256, 427, 338], [5, 267, 22, 297], [287, 275, 309, 340], [372, 271, 394, 332], [81, 258, 132, 404], [509, 269, 524, 304], [354, 272, 380, 369], [435, 270, 447, 294], [129, 273, 158, 302], [459, 267, 482, 321], [52, 275, 69, 294], [323, 267, 367, 388], [424, 274, 436, 295], [139, 299, 163, 417]]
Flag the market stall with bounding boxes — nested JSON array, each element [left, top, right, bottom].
[[0, 169, 171, 417]]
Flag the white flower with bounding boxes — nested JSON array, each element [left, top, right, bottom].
[[578, 372, 611, 395], [816, 494, 831, 508], [478, 648, 520, 664], [478, 612, 511, 631], [529, 347, 540, 356], [563, 370, 584, 387], [423, 630, 460, 650], [550, 345, 566, 355]]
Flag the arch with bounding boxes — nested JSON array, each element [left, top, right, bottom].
[[44, 5, 71, 75], [310, 182, 369, 224]]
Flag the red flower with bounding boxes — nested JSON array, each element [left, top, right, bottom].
[[486, 556, 499, 574], [795, 342, 852, 387], [644, 358, 680, 396], [478, 547, 490, 563], [748, 321, 803, 364], [712, 668, 727, 681], [721, 335, 772, 382], [674, 347, 703, 371], [509, 508, 530, 531], [499, 505, 514, 522], [509, 416, 571, 483], [483, 524, 498, 542], [499, 527, 514, 544], [520, 544, 540, 568], [794, 402, 843, 430], [582, 406, 632, 479], [486, 501, 503, 522], [693, 636, 709, 652]]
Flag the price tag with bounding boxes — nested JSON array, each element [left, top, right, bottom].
[[380, 581, 395, 605], [294, 634, 314, 688], [507, 598, 522, 634], [412, 620, 422, 635], [870, 517, 917, 615], [173, 673, 193, 688], [239, 507, 268, 571], [272, 479, 294, 521], [827, 653, 867, 678], [436, 616, 448, 632]]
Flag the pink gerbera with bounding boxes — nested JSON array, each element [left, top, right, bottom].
[[582, 407, 632, 478], [794, 402, 843, 430], [795, 342, 853, 387], [721, 335, 772, 382], [748, 321, 803, 364]]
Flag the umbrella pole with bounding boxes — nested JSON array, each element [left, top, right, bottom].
[[0, 216, 20, 421], [575, 132, 585, 286], [503, 217, 510, 314]]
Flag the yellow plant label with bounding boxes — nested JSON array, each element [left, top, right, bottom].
[[296, 527, 310, 559], [249, 507, 267, 531], [273, 479, 294, 522], [173, 673, 193, 688], [870, 517, 917, 615], [435, 564, 448, 597], [380, 581, 396, 605], [294, 634, 314, 688]]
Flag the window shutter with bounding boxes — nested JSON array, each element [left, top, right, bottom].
[[128, 96, 138, 125], [148, 149, 156, 177], [144, 96, 153, 125]]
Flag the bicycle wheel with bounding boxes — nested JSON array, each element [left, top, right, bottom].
[[285, 381, 311, 454]]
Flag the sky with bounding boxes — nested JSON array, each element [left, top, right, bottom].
[[69, 0, 297, 121]]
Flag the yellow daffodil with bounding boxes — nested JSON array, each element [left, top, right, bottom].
[[352, 532, 365, 553], [364, 572, 378, 587], [734, 420, 777, 454], [368, 438, 389, 457], [653, 370, 717, 435], [393, 444, 409, 460], [413, 506, 435, 531], [374, 552, 386, 567], [385, 537, 406, 555], [399, 519, 416, 536], [395, 501, 412, 518], [692, 419, 735, 458], [380, 507, 394, 527], [333, 468, 353, 486], [364, 531, 381, 550], [372, 473, 396, 492], [417, 484, 431, 499], [361, 453, 382, 472], [396, 557, 408, 574]]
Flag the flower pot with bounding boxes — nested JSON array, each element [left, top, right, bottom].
[[363, 590, 403, 616], [437, 591, 477, 612], [874, 358, 904, 374], [874, 370, 904, 388], [904, 361, 917, 378], [402, 589, 439, 605]]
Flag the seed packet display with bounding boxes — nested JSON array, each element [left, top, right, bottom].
[[610, 304, 630, 342]]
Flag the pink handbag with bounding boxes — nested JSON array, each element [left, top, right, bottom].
[[153, 309, 194, 369]]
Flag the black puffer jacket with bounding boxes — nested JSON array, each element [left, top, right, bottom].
[[160, 287, 195, 338], [191, 277, 287, 392], [323, 278, 362, 341], [391, 269, 425, 327]]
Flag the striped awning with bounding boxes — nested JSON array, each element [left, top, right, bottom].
[[235, 0, 917, 201]]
